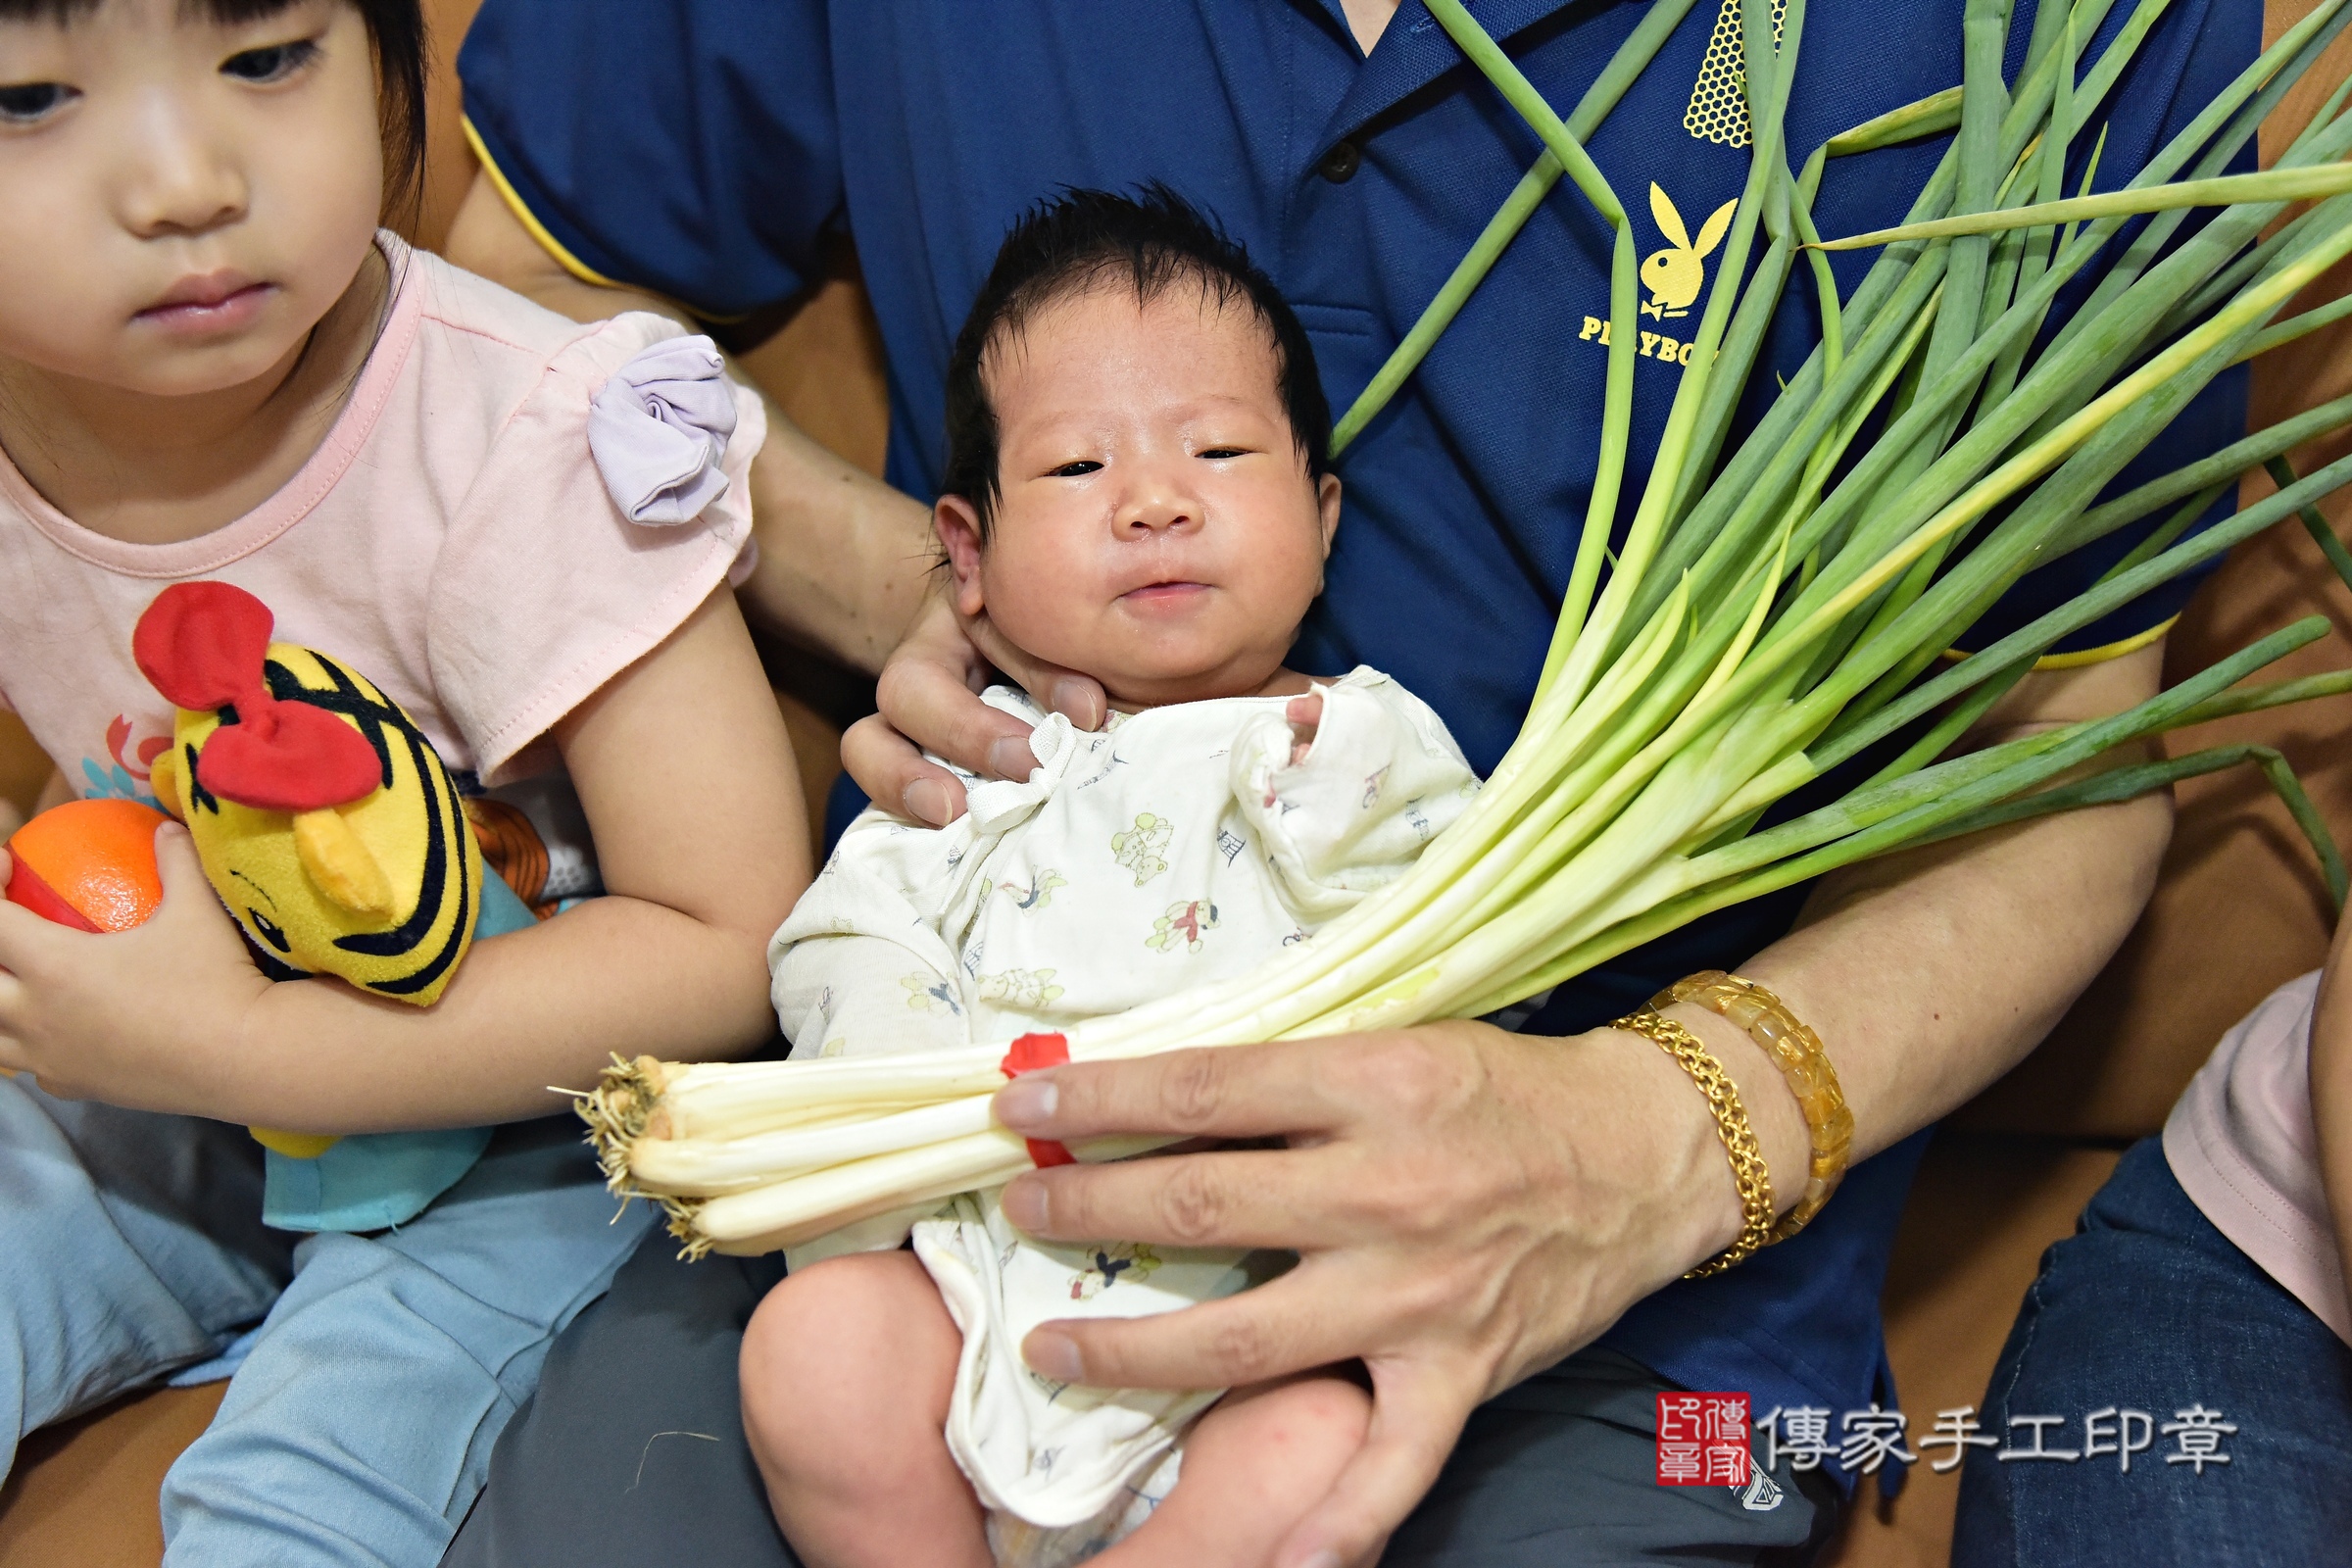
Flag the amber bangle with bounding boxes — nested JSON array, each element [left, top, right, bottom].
[[1656, 970, 1854, 1246], [1613, 1007, 1776, 1278]]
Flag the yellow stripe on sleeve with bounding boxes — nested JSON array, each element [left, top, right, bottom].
[[462, 117, 626, 290], [460, 119, 751, 324]]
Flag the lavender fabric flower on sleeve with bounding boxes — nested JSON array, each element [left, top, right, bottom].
[[589, 335, 741, 524]]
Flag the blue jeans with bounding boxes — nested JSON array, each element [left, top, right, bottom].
[[0, 1077, 652, 1567], [1952, 1138, 2352, 1567]]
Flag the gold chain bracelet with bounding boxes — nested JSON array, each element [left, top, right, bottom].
[[1657, 970, 1854, 1246], [1613, 1007, 1777, 1278]]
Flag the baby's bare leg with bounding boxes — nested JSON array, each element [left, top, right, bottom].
[[739, 1251, 990, 1568], [1093, 1373, 1372, 1568]]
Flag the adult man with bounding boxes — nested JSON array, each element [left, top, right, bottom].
[[440, 0, 2254, 1561]]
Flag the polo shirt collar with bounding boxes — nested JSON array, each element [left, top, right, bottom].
[[1310, 0, 1592, 163]]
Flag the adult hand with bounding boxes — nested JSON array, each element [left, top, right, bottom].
[[842, 588, 1106, 827], [990, 1019, 1771, 1568]]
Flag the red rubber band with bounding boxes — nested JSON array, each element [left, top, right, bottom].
[[1000, 1031, 1075, 1168]]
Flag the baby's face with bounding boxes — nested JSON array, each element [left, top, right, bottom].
[[937, 285, 1342, 710], [0, 0, 382, 398]]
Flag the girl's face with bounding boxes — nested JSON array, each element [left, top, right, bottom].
[[0, 0, 382, 399], [936, 285, 1343, 710]]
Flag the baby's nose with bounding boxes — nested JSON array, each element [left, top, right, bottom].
[[1122, 495, 1197, 533]]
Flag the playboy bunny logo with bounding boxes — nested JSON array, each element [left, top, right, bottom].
[[1641, 183, 1738, 320]]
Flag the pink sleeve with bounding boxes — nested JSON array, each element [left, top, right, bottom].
[[425, 315, 766, 784]]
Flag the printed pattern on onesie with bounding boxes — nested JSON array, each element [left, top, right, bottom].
[[765, 667, 1479, 1558]]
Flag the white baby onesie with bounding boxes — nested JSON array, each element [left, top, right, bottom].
[[767, 666, 1478, 1564]]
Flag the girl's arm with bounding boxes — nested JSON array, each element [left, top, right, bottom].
[[0, 588, 809, 1129], [2310, 902, 2352, 1286]]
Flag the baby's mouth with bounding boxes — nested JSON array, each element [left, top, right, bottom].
[[1119, 581, 1210, 606]]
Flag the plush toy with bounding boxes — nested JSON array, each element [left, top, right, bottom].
[[133, 580, 485, 1008], [5, 798, 169, 931]]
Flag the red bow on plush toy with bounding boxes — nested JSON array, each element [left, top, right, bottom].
[[133, 582, 382, 813]]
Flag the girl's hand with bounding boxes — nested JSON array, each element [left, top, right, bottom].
[[842, 588, 1105, 827], [0, 821, 270, 1103]]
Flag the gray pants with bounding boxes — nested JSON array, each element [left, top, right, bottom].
[[441, 1234, 1840, 1566]]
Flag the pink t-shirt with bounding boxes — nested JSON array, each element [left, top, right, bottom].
[[2164, 970, 2351, 1345], [0, 235, 763, 807]]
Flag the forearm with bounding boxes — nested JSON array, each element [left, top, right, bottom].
[[1622, 643, 2171, 1215], [736, 417, 934, 674], [208, 895, 777, 1131], [1717, 773, 2167, 1169]]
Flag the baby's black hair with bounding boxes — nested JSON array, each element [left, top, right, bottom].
[[941, 183, 1332, 541], [0, 0, 429, 222]]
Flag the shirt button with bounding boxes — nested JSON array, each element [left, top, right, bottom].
[[1319, 140, 1362, 182]]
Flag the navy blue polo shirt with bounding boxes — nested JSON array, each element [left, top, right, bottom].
[[460, 0, 2255, 1445]]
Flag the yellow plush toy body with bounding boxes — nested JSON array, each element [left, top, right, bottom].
[[135, 580, 484, 1009]]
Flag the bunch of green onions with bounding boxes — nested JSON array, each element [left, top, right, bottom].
[[582, 0, 2352, 1258]]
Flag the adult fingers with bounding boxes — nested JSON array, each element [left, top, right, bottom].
[[960, 612, 1106, 735], [994, 1040, 1355, 1145], [840, 713, 968, 827], [1020, 1257, 1386, 1394], [874, 653, 1043, 786], [1274, 1354, 1474, 1568], [847, 598, 1021, 815], [1000, 1142, 1383, 1253]]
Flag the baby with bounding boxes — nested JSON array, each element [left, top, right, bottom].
[[740, 188, 1480, 1568]]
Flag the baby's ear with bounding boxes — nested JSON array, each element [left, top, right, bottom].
[[934, 495, 990, 617], [1316, 472, 1343, 558]]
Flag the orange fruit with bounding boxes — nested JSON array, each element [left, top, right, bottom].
[[5, 799, 169, 933]]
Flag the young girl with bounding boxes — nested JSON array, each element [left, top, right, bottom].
[[0, 2, 806, 1561], [743, 189, 1478, 1568]]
